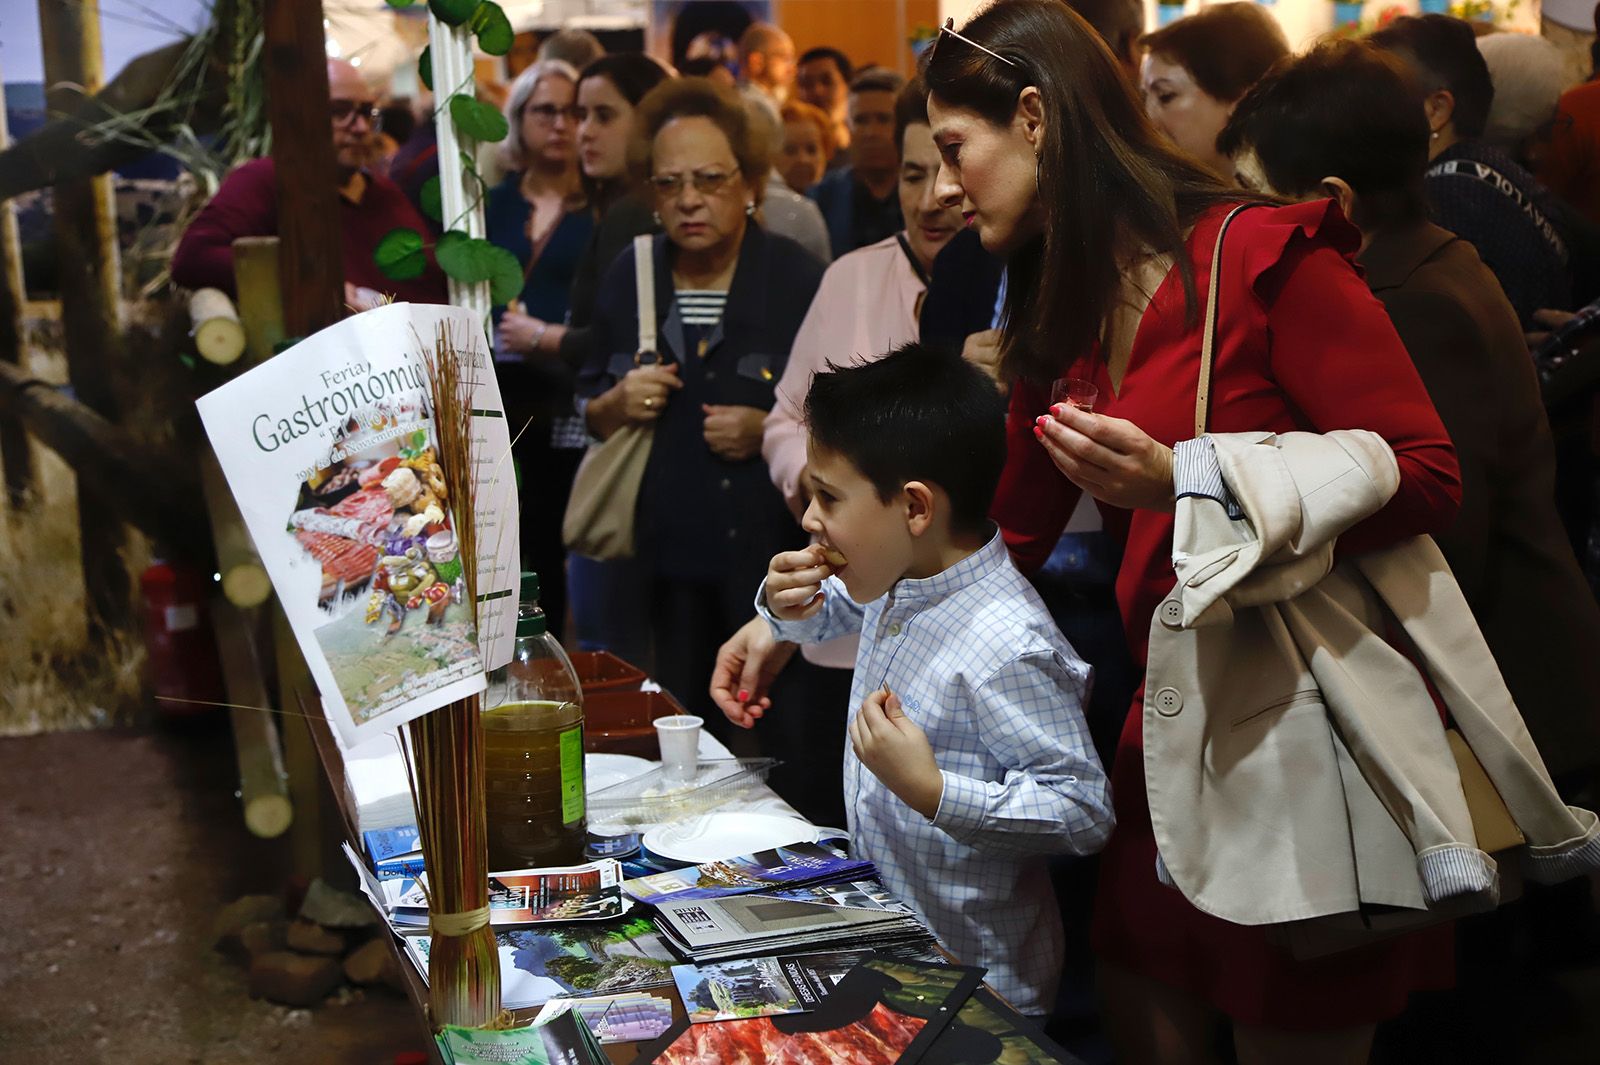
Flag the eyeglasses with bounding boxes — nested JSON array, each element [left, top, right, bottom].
[[330, 99, 382, 127], [928, 17, 1019, 69], [524, 103, 579, 124], [648, 168, 739, 197]]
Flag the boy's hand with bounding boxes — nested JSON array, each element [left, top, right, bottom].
[[764, 545, 833, 621], [851, 689, 943, 820]]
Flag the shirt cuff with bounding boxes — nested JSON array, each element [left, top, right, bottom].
[[1173, 437, 1244, 519], [753, 577, 830, 644], [930, 770, 988, 838]]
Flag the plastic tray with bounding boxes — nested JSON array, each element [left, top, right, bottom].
[[570, 650, 647, 694], [587, 757, 780, 827]]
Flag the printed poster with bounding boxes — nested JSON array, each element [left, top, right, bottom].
[[196, 303, 519, 747]]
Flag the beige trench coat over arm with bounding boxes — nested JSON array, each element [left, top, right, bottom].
[[1145, 431, 1600, 928]]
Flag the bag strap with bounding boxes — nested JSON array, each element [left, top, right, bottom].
[[1194, 204, 1255, 438], [634, 234, 657, 358]]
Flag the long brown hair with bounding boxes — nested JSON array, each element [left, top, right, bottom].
[[924, 0, 1257, 384]]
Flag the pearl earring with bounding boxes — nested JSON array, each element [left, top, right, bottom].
[[652, 211, 662, 226], [745, 202, 756, 218]]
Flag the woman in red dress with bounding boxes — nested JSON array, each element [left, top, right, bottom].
[[924, 3, 1461, 1062]]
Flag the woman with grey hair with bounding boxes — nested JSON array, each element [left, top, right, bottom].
[[486, 57, 595, 636]]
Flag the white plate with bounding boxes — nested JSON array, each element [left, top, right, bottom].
[[585, 753, 654, 795], [642, 812, 820, 865]]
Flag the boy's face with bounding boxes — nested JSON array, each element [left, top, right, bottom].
[[801, 441, 915, 605]]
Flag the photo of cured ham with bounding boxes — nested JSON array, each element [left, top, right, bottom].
[[296, 529, 380, 598]]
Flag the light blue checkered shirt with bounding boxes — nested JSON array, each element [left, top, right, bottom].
[[759, 528, 1114, 1014]]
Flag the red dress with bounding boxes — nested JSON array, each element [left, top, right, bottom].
[[993, 201, 1462, 1029]]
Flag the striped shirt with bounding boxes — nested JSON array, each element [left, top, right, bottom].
[[759, 529, 1114, 1015], [675, 290, 728, 328]]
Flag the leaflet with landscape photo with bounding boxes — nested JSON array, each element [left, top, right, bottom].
[[395, 860, 629, 925], [623, 842, 872, 905], [404, 914, 679, 1010], [652, 884, 917, 954], [196, 303, 519, 746]]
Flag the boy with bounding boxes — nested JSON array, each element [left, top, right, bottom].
[[749, 343, 1114, 1016]]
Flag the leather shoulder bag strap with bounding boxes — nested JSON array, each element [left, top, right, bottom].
[[1194, 204, 1256, 438], [634, 233, 658, 359]]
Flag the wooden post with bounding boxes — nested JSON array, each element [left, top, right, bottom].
[[38, 0, 130, 641], [262, 1, 343, 338], [260, 0, 344, 880], [0, 64, 37, 512]]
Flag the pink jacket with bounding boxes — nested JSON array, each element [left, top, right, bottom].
[[762, 234, 925, 668]]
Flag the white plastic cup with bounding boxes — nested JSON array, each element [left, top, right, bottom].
[[654, 715, 703, 783]]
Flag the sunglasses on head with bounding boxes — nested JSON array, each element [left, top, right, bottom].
[[928, 17, 1019, 69]]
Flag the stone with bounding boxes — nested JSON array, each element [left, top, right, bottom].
[[298, 877, 379, 929], [238, 919, 287, 959], [341, 937, 400, 988], [248, 952, 343, 1008], [211, 894, 283, 950], [285, 918, 345, 956]]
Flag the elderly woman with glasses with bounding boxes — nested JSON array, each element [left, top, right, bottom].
[[578, 77, 825, 737], [486, 58, 595, 635]]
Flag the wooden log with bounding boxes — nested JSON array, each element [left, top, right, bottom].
[[189, 287, 246, 365], [231, 237, 286, 364], [39, 0, 130, 640], [0, 63, 36, 511], [0, 359, 206, 558], [214, 599, 293, 839], [199, 449, 270, 607]]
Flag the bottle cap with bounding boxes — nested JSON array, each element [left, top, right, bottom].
[[520, 570, 540, 602], [516, 609, 548, 638]]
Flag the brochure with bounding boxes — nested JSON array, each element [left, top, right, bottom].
[[637, 957, 983, 1065], [532, 990, 676, 1044], [671, 947, 881, 1023], [395, 861, 630, 926], [437, 1011, 605, 1065], [622, 841, 871, 905], [650, 881, 933, 962], [404, 914, 679, 1010], [196, 303, 519, 747]]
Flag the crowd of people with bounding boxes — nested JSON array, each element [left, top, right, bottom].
[[170, 4, 1600, 1061]]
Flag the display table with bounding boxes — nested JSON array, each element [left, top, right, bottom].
[[301, 687, 808, 1063]]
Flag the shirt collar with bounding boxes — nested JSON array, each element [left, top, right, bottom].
[[887, 525, 1006, 606]]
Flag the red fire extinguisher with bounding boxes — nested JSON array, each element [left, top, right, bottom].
[[139, 560, 226, 715]]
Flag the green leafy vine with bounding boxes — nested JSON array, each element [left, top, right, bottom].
[[378, 0, 517, 302]]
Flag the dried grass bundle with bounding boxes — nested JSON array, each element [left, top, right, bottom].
[[404, 321, 501, 1029]]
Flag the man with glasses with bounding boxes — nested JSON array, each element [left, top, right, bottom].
[[807, 68, 905, 257], [172, 59, 446, 308]]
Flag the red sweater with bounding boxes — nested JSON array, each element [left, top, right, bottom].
[[170, 157, 447, 304]]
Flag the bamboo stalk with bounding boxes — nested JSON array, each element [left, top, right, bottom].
[[198, 448, 270, 607], [231, 236, 285, 364], [189, 287, 246, 365], [212, 599, 292, 838]]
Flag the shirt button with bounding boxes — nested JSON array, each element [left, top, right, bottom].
[[1159, 599, 1184, 627], [887, 622, 902, 637], [1154, 687, 1184, 716]]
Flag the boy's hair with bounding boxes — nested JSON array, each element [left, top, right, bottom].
[[804, 343, 1007, 535]]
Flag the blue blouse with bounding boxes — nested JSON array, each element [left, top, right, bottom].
[[483, 173, 595, 323]]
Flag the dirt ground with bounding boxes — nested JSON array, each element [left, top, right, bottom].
[[0, 720, 431, 1065]]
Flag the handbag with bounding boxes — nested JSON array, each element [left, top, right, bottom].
[[1194, 206, 1525, 958], [562, 235, 659, 560]]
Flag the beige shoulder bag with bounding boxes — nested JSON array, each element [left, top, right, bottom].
[[562, 234, 658, 560]]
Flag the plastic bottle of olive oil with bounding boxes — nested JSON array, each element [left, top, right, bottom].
[[482, 571, 586, 870]]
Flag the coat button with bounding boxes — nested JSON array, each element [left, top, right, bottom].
[[727, 528, 738, 539], [887, 622, 902, 637], [1154, 687, 1184, 716], [1159, 599, 1183, 627], [705, 370, 717, 381], [720, 478, 731, 490]]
